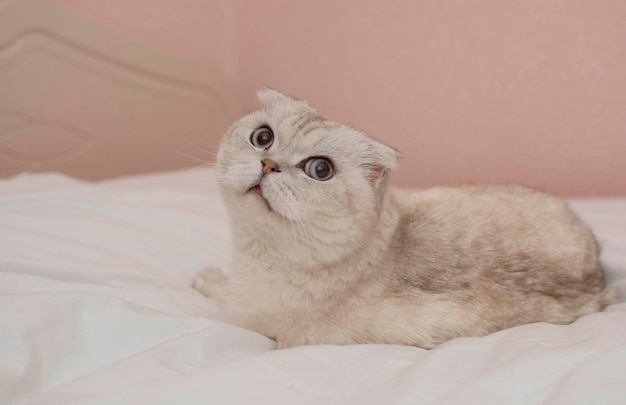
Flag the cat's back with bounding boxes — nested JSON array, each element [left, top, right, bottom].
[[386, 184, 604, 304], [391, 184, 591, 244]]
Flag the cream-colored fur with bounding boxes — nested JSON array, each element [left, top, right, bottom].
[[195, 89, 613, 349]]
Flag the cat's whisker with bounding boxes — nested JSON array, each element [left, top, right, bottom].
[[182, 137, 220, 158], [167, 173, 235, 195], [186, 163, 217, 175], [207, 171, 240, 185], [170, 147, 215, 167], [176, 168, 225, 187], [202, 181, 229, 188], [206, 174, 232, 183]]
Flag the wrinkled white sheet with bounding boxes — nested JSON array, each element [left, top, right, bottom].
[[1, 169, 625, 405]]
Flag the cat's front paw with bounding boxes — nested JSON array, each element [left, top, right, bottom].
[[193, 267, 227, 302]]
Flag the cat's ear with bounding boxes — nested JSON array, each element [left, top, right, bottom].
[[360, 137, 400, 183], [257, 88, 304, 106], [358, 137, 399, 206]]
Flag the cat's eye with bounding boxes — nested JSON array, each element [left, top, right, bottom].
[[304, 158, 334, 181], [250, 126, 274, 149]]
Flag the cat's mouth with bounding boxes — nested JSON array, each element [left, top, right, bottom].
[[247, 183, 274, 213], [247, 182, 263, 196]]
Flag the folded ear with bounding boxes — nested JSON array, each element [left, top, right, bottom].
[[357, 137, 399, 209], [360, 136, 400, 177], [257, 87, 303, 106]]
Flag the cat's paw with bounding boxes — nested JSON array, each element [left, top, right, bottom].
[[193, 267, 227, 302]]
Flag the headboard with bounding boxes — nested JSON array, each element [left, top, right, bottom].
[[0, 0, 239, 179]]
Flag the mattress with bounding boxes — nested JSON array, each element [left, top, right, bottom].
[[1, 168, 625, 404]]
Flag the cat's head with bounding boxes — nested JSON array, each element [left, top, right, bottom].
[[217, 89, 398, 263]]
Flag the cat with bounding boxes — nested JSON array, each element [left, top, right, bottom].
[[194, 89, 614, 349]]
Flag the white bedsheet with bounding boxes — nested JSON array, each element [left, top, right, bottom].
[[1, 169, 625, 405]]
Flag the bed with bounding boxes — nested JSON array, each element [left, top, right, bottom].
[[2, 1, 626, 403], [1, 167, 625, 404]]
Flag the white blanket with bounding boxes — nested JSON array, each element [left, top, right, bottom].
[[1, 169, 625, 404]]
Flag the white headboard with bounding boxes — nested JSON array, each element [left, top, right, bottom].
[[0, 0, 239, 179]]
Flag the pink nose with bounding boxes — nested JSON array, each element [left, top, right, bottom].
[[262, 159, 280, 174]]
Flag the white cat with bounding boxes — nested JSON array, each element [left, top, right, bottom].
[[195, 89, 614, 349]]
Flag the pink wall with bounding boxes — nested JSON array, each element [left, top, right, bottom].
[[58, 1, 626, 196]]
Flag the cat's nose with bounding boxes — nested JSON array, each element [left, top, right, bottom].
[[261, 159, 280, 174]]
